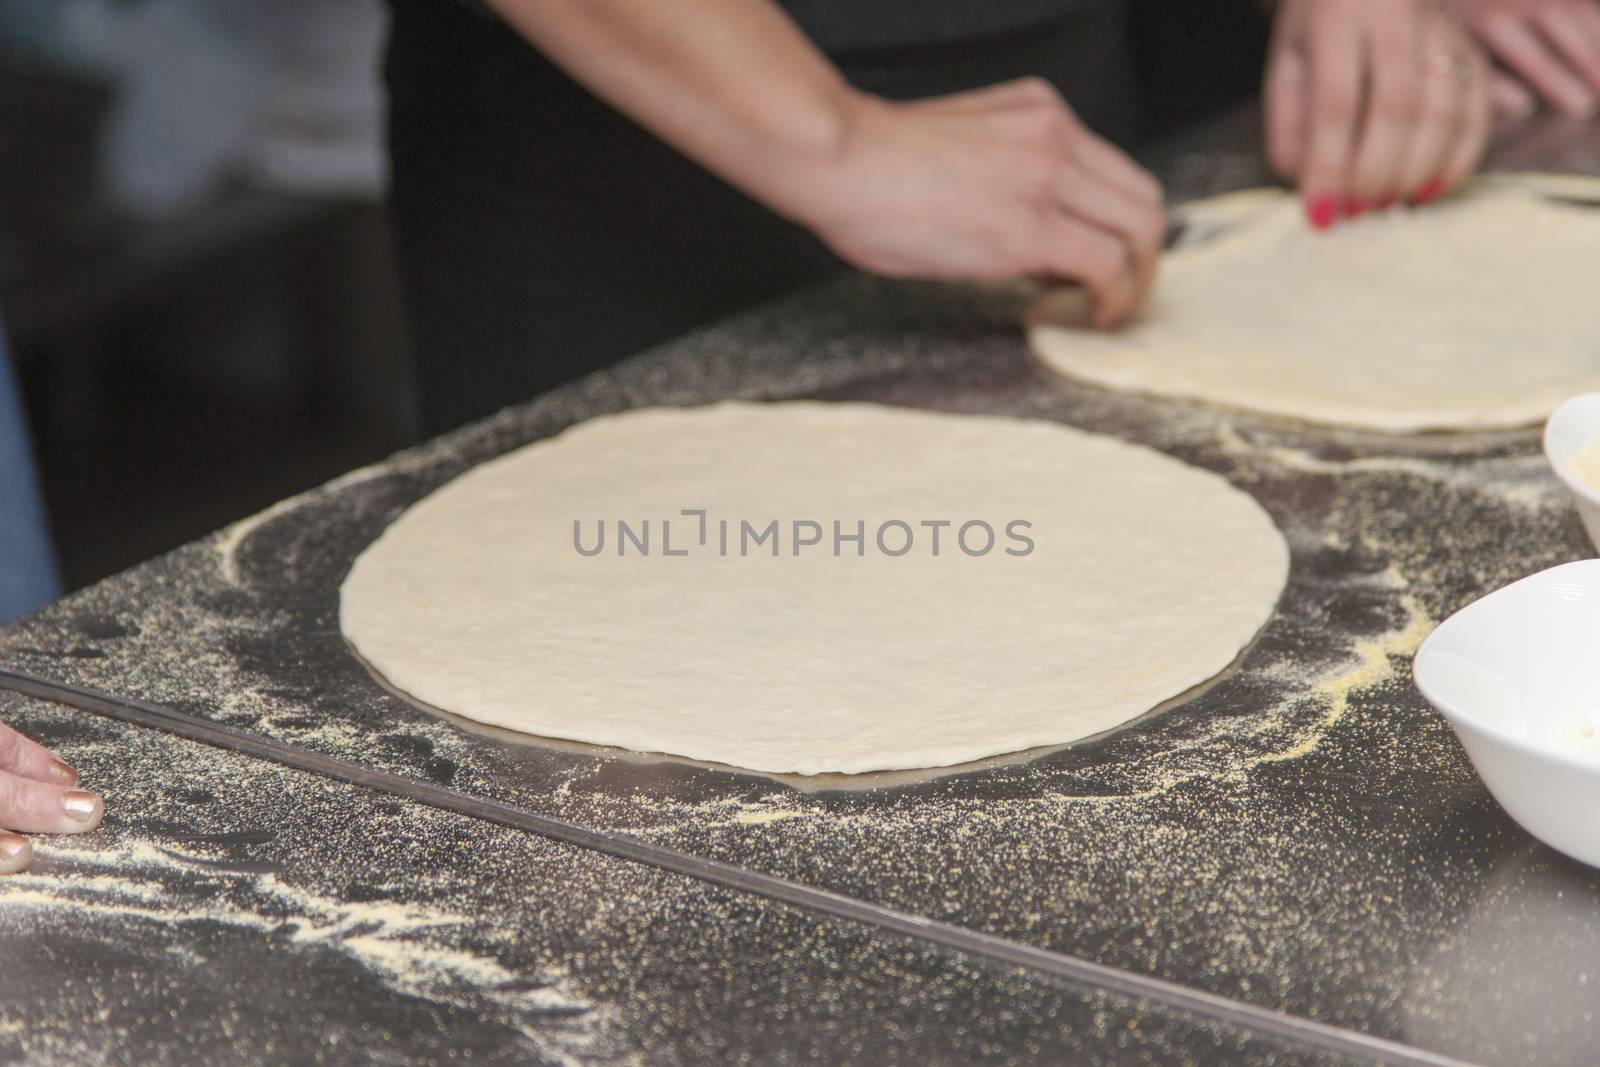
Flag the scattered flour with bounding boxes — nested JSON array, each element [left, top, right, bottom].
[[0, 835, 606, 1055]]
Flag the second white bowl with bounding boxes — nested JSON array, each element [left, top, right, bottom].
[[1414, 559, 1600, 868], [1544, 393, 1600, 555]]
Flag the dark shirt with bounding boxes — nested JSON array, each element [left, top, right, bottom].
[[779, 0, 1119, 53]]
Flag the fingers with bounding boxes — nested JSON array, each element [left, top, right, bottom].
[[1265, 40, 1310, 179], [1034, 215, 1140, 329], [970, 77, 1162, 212], [0, 725, 95, 877], [1271, 0, 1500, 229], [1069, 132, 1163, 208], [0, 833, 30, 875], [1395, 25, 1470, 203], [1348, 10, 1424, 207], [1477, 9, 1598, 117], [1577, 0, 1600, 72], [1490, 68, 1538, 118], [0, 721, 80, 787], [1534, 1, 1600, 97], [1439, 48, 1494, 194], [977, 83, 1158, 327], [1056, 168, 1163, 305], [1015, 92, 1159, 321], [1399, 14, 1492, 206], [0, 770, 103, 835], [1300, 2, 1365, 227]]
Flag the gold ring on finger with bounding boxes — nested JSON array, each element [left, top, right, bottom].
[[1427, 51, 1472, 85]]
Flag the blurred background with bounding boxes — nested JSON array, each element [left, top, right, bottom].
[[1, 0, 414, 591]]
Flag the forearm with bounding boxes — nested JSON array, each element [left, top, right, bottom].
[[482, 0, 859, 221], [479, 0, 1166, 324]]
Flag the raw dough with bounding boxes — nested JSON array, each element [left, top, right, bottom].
[[1029, 174, 1600, 432], [341, 402, 1288, 774]]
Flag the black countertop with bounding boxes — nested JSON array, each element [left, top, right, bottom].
[[4, 107, 1600, 1066]]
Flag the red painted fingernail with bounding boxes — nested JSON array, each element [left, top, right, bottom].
[[1307, 197, 1337, 231], [1343, 198, 1367, 219], [1413, 179, 1445, 206], [1378, 194, 1398, 211]]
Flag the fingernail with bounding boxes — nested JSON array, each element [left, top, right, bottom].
[[1378, 194, 1398, 211], [1413, 179, 1445, 206], [1307, 197, 1337, 231], [1342, 198, 1367, 219], [0, 835, 25, 861], [47, 758, 79, 787], [61, 790, 101, 824]]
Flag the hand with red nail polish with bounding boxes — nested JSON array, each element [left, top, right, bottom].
[[0, 721, 103, 874], [1265, 0, 1492, 227]]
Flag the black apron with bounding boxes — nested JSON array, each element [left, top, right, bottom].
[[384, 0, 1264, 434]]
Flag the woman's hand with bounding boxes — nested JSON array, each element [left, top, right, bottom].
[[0, 721, 103, 874], [487, 1, 1164, 327], [792, 80, 1166, 328], [1266, 0, 1493, 228], [1455, 0, 1600, 118]]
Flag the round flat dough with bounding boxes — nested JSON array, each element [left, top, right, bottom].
[[341, 403, 1288, 775], [1029, 174, 1600, 432]]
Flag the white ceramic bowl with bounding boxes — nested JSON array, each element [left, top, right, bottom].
[[1544, 393, 1600, 554], [1413, 559, 1600, 868]]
